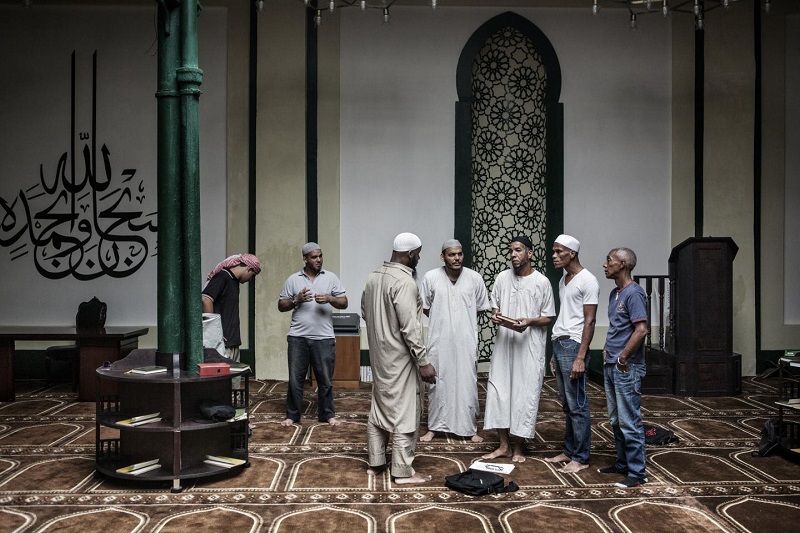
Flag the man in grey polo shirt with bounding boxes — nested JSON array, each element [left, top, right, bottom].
[[278, 242, 348, 427]]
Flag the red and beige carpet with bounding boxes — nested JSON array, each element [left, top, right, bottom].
[[0, 375, 798, 532]]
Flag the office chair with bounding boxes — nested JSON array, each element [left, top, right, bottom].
[[45, 297, 106, 390]]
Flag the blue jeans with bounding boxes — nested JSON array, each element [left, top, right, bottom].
[[286, 336, 336, 422], [603, 361, 647, 480], [553, 338, 591, 464]]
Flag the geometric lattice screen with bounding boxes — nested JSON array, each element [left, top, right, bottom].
[[470, 27, 549, 362]]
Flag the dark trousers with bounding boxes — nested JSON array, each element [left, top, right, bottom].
[[286, 336, 336, 422]]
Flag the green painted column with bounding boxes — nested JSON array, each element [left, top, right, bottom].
[[155, 0, 184, 354], [177, 0, 204, 370]]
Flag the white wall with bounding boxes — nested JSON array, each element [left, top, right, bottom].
[[339, 7, 672, 326], [0, 5, 227, 326]]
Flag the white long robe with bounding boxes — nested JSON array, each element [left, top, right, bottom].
[[421, 267, 491, 436], [361, 262, 429, 434], [484, 269, 555, 439]]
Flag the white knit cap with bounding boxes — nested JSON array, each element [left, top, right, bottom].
[[302, 242, 321, 256], [393, 232, 422, 252], [554, 234, 580, 253], [441, 239, 462, 252]]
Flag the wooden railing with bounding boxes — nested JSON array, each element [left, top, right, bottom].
[[633, 274, 671, 351]]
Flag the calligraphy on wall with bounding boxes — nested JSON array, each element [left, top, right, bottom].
[[0, 51, 157, 280]]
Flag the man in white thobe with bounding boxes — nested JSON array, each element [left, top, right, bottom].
[[482, 235, 555, 463], [361, 232, 437, 485], [420, 239, 491, 443]]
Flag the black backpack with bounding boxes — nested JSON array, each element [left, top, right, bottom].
[[644, 424, 679, 445], [753, 417, 782, 457], [445, 469, 519, 496]]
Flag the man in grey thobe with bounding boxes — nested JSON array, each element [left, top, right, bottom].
[[361, 232, 437, 485]]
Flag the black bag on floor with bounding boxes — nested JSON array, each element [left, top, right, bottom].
[[753, 417, 782, 457], [644, 424, 679, 445], [445, 468, 519, 496]]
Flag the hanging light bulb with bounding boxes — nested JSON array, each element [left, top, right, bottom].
[[646, 0, 653, 10], [695, 13, 704, 30], [431, 0, 437, 9], [592, 0, 599, 16], [723, 0, 730, 8], [360, 0, 366, 11], [304, 0, 311, 6], [383, 7, 390, 24], [629, 12, 638, 30], [315, 9, 322, 27], [764, 0, 771, 14], [329, 0, 335, 12], [255, 0, 264, 13], [693, 0, 701, 16], [662, 0, 669, 17]]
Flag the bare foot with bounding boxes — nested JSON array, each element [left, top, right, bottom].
[[419, 431, 436, 442], [280, 418, 295, 427], [545, 453, 570, 463], [367, 465, 387, 476], [393, 473, 432, 484], [558, 460, 589, 473], [470, 434, 484, 443], [511, 442, 526, 463], [327, 417, 341, 426], [481, 446, 511, 460]]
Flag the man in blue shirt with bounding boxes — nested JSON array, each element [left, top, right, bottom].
[[597, 247, 649, 488], [278, 243, 348, 427]]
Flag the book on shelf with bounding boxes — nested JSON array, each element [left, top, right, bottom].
[[123, 417, 163, 427], [116, 458, 160, 474], [126, 365, 168, 375], [117, 412, 160, 425], [127, 463, 161, 475], [229, 363, 251, 373], [226, 408, 247, 422], [205, 454, 246, 467]]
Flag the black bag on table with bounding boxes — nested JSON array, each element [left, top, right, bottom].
[[445, 468, 519, 496]]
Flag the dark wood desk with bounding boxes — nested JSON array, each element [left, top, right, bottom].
[[0, 326, 149, 402]]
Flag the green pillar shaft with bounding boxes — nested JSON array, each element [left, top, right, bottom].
[[156, 1, 184, 354], [178, 0, 204, 369]]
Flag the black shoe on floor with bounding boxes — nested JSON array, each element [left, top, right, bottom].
[[597, 465, 627, 475], [614, 476, 646, 488]]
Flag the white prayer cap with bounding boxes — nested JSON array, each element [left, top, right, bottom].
[[555, 234, 580, 253], [393, 232, 422, 252], [302, 242, 321, 256], [441, 239, 462, 252]]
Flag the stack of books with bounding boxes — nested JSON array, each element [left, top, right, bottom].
[[781, 351, 800, 368], [775, 398, 800, 410], [126, 366, 168, 375], [204, 455, 246, 469], [117, 412, 162, 426], [115, 458, 161, 475]]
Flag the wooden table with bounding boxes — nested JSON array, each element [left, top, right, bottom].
[[0, 326, 149, 402]]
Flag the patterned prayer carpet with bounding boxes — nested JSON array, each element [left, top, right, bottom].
[[0, 375, 799, 532]]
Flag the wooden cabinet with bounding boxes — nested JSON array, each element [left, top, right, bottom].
[[95, 357, 249, 492], [668, 237, 741, 395], [312, 334, 361, 389]]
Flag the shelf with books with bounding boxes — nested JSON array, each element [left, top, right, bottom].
[[776, 355, 800, 463], [95, 350, 250, 491]]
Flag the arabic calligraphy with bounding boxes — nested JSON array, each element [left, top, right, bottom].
[[0, 51, 157, 280]]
